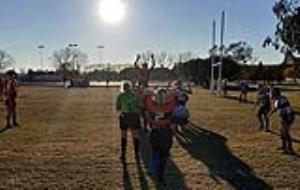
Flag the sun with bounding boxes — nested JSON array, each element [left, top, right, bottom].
[[99, 0, 126, 25]]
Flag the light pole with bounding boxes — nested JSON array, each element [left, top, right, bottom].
[[67, 43, 79, 84], [218, 11, 225, 96], [97, 45, 105, 81], [37, 45, 45, 70], [210, 20, 216, 94], [97, 45, 105, 65]]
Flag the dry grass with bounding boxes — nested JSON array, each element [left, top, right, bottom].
[[0, 86, 299, 189]]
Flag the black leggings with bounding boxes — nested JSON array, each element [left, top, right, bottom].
[[150, 128, 173, 182]]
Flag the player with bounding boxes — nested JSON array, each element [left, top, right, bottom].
[[254, 84, 271, 132], [3, 71, 19, 128], [145, 88, 177, 184], [270, 88, 295, 155], [116, 82, 141, 163], [239, 80, 249, 103], [134, 54, 155, 88]]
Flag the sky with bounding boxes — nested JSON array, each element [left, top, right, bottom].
[[0, 0, 284, 70]]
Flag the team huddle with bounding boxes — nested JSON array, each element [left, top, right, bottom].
[[116, 54, 297, 185]]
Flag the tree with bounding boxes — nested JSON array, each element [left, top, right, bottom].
[[177, 57, 241, 86], [52, 47, 88, 71], [52, 47, 88, 81], [263, 0, 300, 55], [225, 41, 253, 64], [156, 52, 168, 68], [0, 49, 14, 71], [178, 51, 193, 63]]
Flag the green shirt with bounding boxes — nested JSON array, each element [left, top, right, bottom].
[[116, 91, 140, 113]]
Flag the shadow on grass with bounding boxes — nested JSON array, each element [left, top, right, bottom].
[[176, 122, 271, 190], [269, 130, 300, 144], [139, 129, 188, 190], [0, 127, 11, 133], [294, 110, 300, 116], [122, 163, 133, 190]]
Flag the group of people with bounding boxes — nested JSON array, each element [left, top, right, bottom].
[[116, 54, 298, 185], [0, 71, 19, 129], [116, 54, 192, 184], [254, 84, 296, 155]]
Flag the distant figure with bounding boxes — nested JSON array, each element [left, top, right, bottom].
[[222, 79, 228, 97], [134, 54, 155, 88], [239, 81, 249, 102], [106, 79, 109, 87], [270, 88, 295, 155], [254, 84, 271, 132], [3, 71, 19, 128], [116, 82, 141, 163]]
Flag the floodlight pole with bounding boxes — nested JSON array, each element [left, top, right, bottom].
[[218, 11, 225, 96], [97, 45, 105, 80], [38, 45, 45, 70], [210, 20, 216, 94]]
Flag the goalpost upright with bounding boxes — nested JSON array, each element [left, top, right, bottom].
[[210, 11, 226, 96]]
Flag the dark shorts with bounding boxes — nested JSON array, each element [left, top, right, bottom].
[[119, 113, 141, 131], [281, 114, 295, 126], [172, 117, 188, 125], [257, 104, 270, 116], [150, 128, 173, 150], [5, 99, 16, 113]]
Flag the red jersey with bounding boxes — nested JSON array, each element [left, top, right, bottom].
[[5, 79, 18, 100], [145, 95, 176, 128]]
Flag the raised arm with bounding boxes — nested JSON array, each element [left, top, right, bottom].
[[150, 54, 156, 70], [134, 54, 141, 70]]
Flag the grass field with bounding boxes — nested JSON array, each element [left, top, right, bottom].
[[0, 86, 299, 189]]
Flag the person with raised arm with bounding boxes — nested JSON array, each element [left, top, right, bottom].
[[134, 54, 155, 88]]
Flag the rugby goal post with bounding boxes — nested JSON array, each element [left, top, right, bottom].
[[210, 11, 225, 96]]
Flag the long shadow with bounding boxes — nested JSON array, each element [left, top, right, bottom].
[[139, 129, 187, 189], [294, 110, 300, 116], [136, 161, 149, 190], [269, 130, 300, 144], [0, 127, 11, 134], [122, 163, 133, 190], [176, 122, 271, 190]]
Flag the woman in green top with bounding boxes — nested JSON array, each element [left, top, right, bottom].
[[116, 82, 141, 163]]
